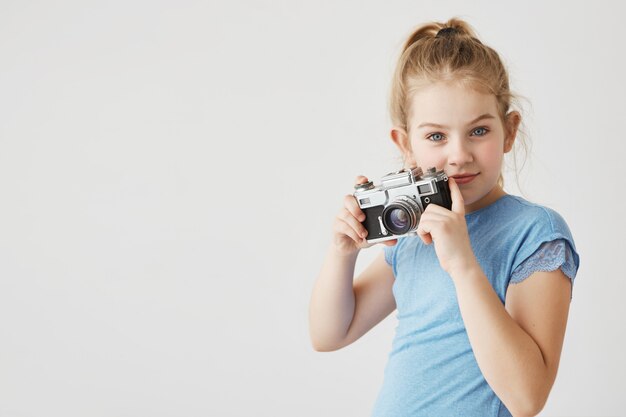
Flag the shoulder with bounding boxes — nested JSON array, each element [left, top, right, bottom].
[[495, 195, 574, 241], [496, 195, 560, 221], [500, 195, 580, 280]]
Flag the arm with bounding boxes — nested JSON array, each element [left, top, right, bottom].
[[451, 265, 571, 417], [309, 176, 397, 352], [415, 179, 571, 416], [309, 250, 396, 352]]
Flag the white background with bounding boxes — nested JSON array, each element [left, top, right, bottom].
[[1, 1, 624, 416]]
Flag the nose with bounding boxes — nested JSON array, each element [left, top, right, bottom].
[[447, 137, 473, 167]]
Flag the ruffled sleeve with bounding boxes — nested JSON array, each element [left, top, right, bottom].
[[506, 203, 580, 298], [510, 239, 578, 284]]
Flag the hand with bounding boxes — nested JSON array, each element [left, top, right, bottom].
[[416, 177, 476, 275], [331, 175, 397, 256]]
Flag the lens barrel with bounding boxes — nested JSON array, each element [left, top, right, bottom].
[[381, 197, 421, 235]]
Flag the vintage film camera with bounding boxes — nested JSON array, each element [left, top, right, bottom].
[[353, 167, 452, 243]]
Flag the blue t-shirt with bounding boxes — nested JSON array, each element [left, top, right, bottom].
[[371, 194, 580, 417]]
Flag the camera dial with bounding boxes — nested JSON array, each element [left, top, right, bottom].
[[354, 181, 375, 191], [420, 167, 439, 179]]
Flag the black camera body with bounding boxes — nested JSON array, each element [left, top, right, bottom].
[[353, 167, 452, 243]]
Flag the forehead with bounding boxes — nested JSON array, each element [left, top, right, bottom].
[[408, 82, 499, 128]]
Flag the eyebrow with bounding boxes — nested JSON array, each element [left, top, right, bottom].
[[416, 113, 496, 129]]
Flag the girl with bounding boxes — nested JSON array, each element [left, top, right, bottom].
[[308, 18, 580, 417]]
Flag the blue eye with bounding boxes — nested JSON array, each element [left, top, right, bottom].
[[472, 127, 489, 136], [428, 133, 445, 142]]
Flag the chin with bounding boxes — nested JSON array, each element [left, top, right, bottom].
[[465, 185, 504, 212], [460, 189, 482, 205]]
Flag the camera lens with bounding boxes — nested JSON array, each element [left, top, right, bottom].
[[382, 197, 421, 235], [388, 209, 409, 230]]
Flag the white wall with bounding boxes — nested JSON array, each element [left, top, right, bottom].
[[0, 1, 624, 416]]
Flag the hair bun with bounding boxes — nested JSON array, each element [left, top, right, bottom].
[[435, 27, 458, 38], [402, 18, 477, 53]]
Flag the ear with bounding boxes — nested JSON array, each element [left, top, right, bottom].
[[390, 127, 417, 168], [503, 111, 521, 153]]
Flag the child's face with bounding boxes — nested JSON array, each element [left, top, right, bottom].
[[392, 81, 519, 212]]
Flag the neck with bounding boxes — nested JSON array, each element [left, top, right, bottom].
[[465, 185, 507, 214]]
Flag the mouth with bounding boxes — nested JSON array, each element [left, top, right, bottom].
[[451, 173, 479, 185]]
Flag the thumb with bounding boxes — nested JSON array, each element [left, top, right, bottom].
[[448, 177, 465, 215]]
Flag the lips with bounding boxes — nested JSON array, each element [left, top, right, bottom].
[[451, 173, 479, 185]]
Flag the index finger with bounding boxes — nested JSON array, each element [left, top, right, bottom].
[[448, 177, 465, 215]]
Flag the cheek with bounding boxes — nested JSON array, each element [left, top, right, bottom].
[[482, 142, 505, 169], [411, 142, 445, 168]]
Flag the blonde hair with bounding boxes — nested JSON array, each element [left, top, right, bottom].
[[389, 18, 528, 187]]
